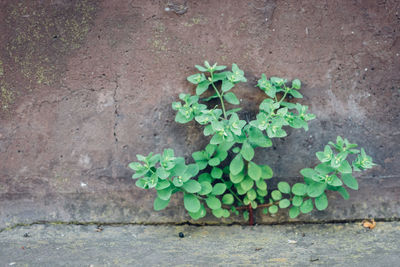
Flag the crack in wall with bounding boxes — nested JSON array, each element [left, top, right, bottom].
[[113, 75, 120, 144]]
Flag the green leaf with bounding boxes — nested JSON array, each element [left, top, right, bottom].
[[307, 182, 327, 198], [198, 173, 212, 183], [300, 168, 318, 180], [289, 89, 303, 98], [214, 65, 227, 71], [337, 187, 350, 200], [248, 161, 262, 181], [154, 197, 170, 211], [247, 189, 257, 201], [221, 79, 234, 92], [184, 194, 201, 213], [224, 92, 240, 105], [262, 208, 268, 214], [328, 175, 343, 187], [269, 205, 278, 214], [289, 206, 300, 218], [256, 188, 267, 197], [230, 154, 244, 175], [155, 180, 170, 190], [195, 65, 208, 72], [240, 141, 255, 161], [260, 165, 273, 179], [208, 157, 221, 166], [222, 194, 234, 205], [277, 182, 291, 194], [206, 196, 221, 210], [128, 162, 143, 171], [187, 73, 205, 84], [279, 199, 291, 209], [240, 177, 254, 192], [248, 127, 272, 148], [341, 173, 358, 190], [212, 208, 224, 218], [212, 183, 227, 195], [196, 81, 210, 95], [256, 180, 267, 191], [243, 211, 249, 221], [271, 190, 282, 201], [230, 172, 244, 184], [182, 180, 202, 193], [211, 167, 223, 179], [292, 183, 307, 196], [156, 168, 170, 179], [188, 204, 206, 220], [315, 193, 328, 211], [315, 163, 335, 175], [198, 181, 213, 195], [292, 79, 301, 89], [338, 160, 352, 174], [157, 187, 172, 200], [292, 196, 303, 207], [300, 199, 314, 214]]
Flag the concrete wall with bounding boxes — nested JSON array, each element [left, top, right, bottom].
[[0, 0, 399, 228]]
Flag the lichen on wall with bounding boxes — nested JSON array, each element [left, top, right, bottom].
[[0, 0, 97, 110]]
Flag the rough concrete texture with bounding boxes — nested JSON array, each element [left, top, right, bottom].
[[1, 222, 400, 266], [0, 0, 399, 227]]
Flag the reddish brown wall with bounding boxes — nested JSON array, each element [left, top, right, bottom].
[[0, 0, 399, 227]]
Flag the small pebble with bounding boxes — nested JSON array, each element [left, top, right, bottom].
[[23, 233, 30, 238], [178, 232, 184, 238]]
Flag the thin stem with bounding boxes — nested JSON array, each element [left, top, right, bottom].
[[227, 184, 244, 205], [278, 89, 289, 105], [210, 73, 227, 119]]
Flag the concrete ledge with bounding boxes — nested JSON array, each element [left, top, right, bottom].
[[0, 222, 399, 266]]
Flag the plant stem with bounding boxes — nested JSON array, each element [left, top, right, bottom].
[[210, 73, 227, 119], [278, 89, 289, 105], [226, 184, 244, 205]]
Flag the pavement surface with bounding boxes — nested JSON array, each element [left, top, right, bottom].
[[1, 0, 400, 227], [0, 222, 399, 266]]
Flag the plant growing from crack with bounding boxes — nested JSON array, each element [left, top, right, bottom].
[[128, 61, 375, 225]]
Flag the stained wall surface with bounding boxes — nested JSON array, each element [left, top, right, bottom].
[[0, 0, 399, 227]]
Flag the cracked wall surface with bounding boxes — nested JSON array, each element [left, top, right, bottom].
[[0, 0, 399, 228]]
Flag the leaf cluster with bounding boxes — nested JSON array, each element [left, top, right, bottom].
[[129, 61, 375, 222]]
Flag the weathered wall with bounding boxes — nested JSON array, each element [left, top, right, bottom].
[[0, 0, 399, 228]]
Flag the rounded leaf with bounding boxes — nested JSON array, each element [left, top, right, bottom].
[[154, 197, 170, 211], [292, 183, 307, 196], [206, 196, 222, 210], [212, 183, 227, 195], [260, 165, 273, 179], [248, 161, 262, 181], [198, 181, 212, 195], [211, 167, 223, 179], [268, 205, 278, 214], [271, 190, 282, 201], [222, 194, 234, 205], [315, 193, 328, 211], [230, 154, 244, 175], [182, 180, 202, 193], [289, 206, 300, 218], [277, 182, 291, 194], [300, 199, 314, 214], [341, 173, 358, 190], [279, 199, 291, 209], [307, 182, 327, 198], [184, 194, 201, 213]]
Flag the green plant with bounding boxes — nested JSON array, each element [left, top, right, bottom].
[[128, 61, 375, 224]]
